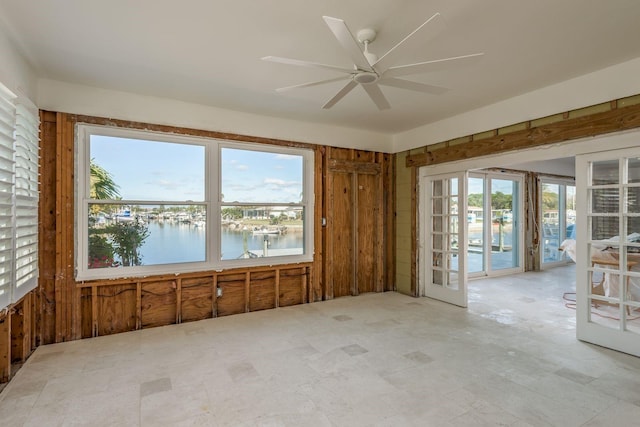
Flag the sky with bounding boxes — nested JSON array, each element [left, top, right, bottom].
[[90, 135, 303, 203]]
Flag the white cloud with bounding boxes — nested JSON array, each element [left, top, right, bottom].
[[274, 154, 300, 160], [264, 178, 299, 187]]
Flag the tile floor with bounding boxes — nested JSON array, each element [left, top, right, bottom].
[[1, 265, 640, 426]]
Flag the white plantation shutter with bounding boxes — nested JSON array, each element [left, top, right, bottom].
[[13, 97, 39, 301], [0, 84, 16, 310]]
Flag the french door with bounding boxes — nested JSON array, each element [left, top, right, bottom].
[[468, 172, 524, 277], [576, 147, 640, 356], [421, 172, 468, 307]]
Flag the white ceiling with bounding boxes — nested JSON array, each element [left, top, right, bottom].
[[1, 0, 640, 134]]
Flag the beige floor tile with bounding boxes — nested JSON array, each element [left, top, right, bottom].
[[1, 265, 640, 426]]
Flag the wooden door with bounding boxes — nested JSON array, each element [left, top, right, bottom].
[[325, 149, 384, 299]]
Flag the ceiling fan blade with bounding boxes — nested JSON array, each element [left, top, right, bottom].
[[378, 77, 449, 95], [362, 83, 391, 110], [383, 53, 484, 78], [262, 56, 354, 74], [322, 80, 358, 109], [276, 76, 350, 92], [322, 16, 373, 72], [373, 12, 445, 73]]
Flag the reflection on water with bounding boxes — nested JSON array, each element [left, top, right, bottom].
[[138, 222, 304, 265]]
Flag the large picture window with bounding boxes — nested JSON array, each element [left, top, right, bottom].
[[76, 125, 314, 280]]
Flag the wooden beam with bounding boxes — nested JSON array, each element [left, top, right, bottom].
[[301, 267, 308, 304], [245, 272, 250, 313], [324, 148, 334, 300], [92, 286, 98, 337], [406, 102, 640, 168], [136, 282, 142, 330], [312, 147, 324, 302], [328, 158, 382, 175], [375, 153, 385, 293], [410, 167, 418, 297], [176, 278, 182, 324], [386, 153, 397, 291], [71, 114, 316, 151]]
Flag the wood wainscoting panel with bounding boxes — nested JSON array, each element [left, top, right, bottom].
[[249, 271, 276, 312], [141, 281, 177, 328], [216, 273, 247, 316], [181, 277, 213, 323], [97, 285, 137, 336]]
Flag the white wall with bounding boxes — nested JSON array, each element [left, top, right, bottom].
[[0, 24, 37, 99], [393, 57, 640, 153], [37, 79, 392, 152]]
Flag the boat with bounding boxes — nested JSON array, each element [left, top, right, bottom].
[[252, 226, 281, 235]]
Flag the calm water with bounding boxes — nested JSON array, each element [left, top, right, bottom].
[[138, 221, 304, 265]]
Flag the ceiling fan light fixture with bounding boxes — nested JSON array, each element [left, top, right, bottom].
[[353, 71, 378, 84]]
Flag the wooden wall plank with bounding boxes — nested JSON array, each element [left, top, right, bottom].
[[275, 269, 280, 308], [0, 314, 10, 382], [39, 111, 57, 345], [312, 147, 324, 302], [80, 287, 92, 339], [357, 173, 376, 294], [324, 147, 334, 300], [91, 286, 98, 336], [330, 172, 354, 297], [176, 278, 182, 324], [10, 301, 25, 362], [410, 167, 418, 296], [384, 153, 396, 292]]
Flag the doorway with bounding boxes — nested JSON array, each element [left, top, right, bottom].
[[418, 129, 640, 356]]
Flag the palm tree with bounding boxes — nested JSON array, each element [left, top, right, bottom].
[[90, 159, 120, 199]]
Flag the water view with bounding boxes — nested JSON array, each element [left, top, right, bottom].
[[138, 221, 304, 265]]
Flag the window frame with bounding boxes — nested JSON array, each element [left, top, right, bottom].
[[75, 124, 314, 281]]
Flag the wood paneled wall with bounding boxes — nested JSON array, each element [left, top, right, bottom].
[[0, 110, 397, 385]]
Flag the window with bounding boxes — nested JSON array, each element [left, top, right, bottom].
[[76, 125, 314, 280], [0, 82, 39, 310]]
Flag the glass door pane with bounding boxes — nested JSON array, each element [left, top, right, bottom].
[[490, 178, 519, 271], [566, 185, 576, 239], [542, 183, 561, 263], [467, 176, 485, 274]]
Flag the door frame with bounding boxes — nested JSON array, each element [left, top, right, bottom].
[[417, 128, 640, 322]]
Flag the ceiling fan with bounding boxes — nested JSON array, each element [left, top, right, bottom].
[[262, 13, 483, 110]]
